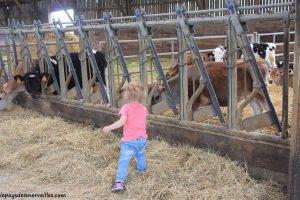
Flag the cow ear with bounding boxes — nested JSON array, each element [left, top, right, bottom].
[[14, 75, 24, 83], [208, 53, 214, 58], [39, 73, 50, 82]]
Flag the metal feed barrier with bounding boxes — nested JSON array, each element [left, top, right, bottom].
[[0, 1, 297, 188], [0, 1, 295, 132]]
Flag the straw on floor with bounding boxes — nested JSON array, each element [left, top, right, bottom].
[[0, 106, 285, 199]]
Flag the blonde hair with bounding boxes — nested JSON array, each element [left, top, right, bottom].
[[123, 81, 145, 104]]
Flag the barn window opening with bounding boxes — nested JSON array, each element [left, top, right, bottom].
[[49, 9, 74, 26]]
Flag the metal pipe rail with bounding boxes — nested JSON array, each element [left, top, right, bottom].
[[0, 3, 295, 134], [0, 10, 295, 36]]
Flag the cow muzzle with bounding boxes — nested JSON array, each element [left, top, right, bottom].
[[31, 94, 41, 99], [269, 79, 273, 84]]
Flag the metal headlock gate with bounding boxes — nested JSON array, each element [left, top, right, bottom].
[[0, 1, 297, 188], [103, 13, 131, 107], [226, 1, 282, 132], [53, 20, 83, 100], [176, 5, 224, 123], [33, 20, 60, 96], [14, 22, 35, 73], [0, 2, 295, 133], [135, 9, 178, 115], [76, 15, 109, 104]]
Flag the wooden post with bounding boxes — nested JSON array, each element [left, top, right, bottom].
[[282, 16, 290, 135], [288, 0, 300, 199]]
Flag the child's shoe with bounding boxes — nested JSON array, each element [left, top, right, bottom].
[[112, 181, 125, 193]]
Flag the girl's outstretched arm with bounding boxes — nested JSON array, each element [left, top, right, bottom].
[[102, 115, 127, 133]]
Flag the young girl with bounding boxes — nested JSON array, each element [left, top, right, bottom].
[[103, 81, 148, 193]]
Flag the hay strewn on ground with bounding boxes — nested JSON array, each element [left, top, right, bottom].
[[0, 106, 285, 199]]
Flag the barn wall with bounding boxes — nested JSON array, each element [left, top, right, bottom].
[[0, 0, 294, 26]]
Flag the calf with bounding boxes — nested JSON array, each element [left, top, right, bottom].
[[186, 51, 211, 63], [14, 51, 106, 98], [0, 61, 34, 110], [208, 46, 227, 62], [269, 61, 294, 88], [241, 43, 276, 68], [154, 60, 271, 116], [166, 51, 210, 79]]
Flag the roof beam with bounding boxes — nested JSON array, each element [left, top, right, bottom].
[[14, 0, 30, 19], [57, 0, 73, 22]]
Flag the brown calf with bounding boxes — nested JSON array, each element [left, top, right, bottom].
[[269, 67, 293, 88], [155, 60, 271, 115]]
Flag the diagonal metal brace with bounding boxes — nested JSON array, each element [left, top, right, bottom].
[[33, 20, 61, 95], [227, 0, 281, 132], [176, 5, 224, 123], [136, 9, 178, 115], [15, 23, 35, 71], [53, 20, 83, 99], [0, 50, 9, 82], [103, 13, 131, 82], [75, 15, 109, 103]]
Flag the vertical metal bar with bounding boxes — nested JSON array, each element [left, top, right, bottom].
[[106, 33, 116, 107], [228, 5, 281, 132], [56, 36, 66, 99], [253, 32, 258, 43], [171, 41, 175, 62], [281, 16, 290, 134], [35, 30, 46, 96], [19, 34, 28, 73], [0, 51, 8, 82], [138, 29, 148, 101], [11, 36, 18, 68], [225, 18, 238, 129], [79, 35, 90, 103], [177, 24, 188, 120], [5, 35, 12, 78]]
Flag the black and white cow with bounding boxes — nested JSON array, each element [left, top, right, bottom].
[[275, 60, 294, 74], [208, 46, 227, 62], [14, 51, 107, 98], [241, 43, 276, 68]]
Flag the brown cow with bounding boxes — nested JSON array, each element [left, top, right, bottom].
[[154, 60, 271, 115], [166, 51, 210, 79], [0, 60, 38, 110]]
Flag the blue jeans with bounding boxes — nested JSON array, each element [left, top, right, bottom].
[[116, 137, 147, 183]]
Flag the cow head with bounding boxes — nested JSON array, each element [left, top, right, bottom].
[[276, 61, 293, 74], [269, 68, 282, 86], [208, 46, 227, 62], [14, 71, 49, 99], [0, 82, 25, 111]]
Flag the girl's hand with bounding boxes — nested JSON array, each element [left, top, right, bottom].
[[102, 126, 110, 133]]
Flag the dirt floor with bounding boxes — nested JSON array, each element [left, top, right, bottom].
[[0, 106, 286, 200]]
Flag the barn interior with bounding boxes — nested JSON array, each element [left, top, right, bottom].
[[0, 0, 299, 199]]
